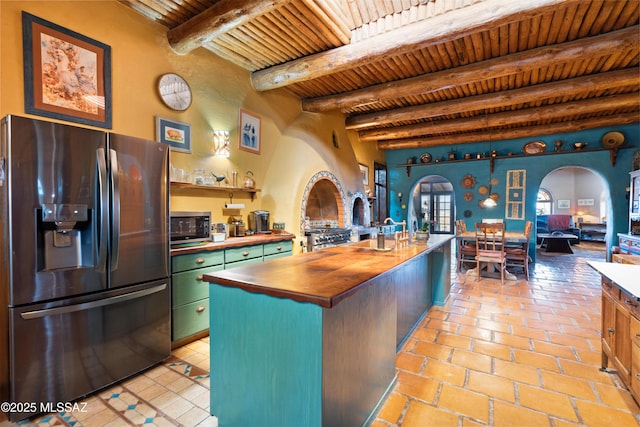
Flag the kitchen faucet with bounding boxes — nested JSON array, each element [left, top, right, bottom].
[[384, 217, 406, 232], [383, 218, 410, 246]]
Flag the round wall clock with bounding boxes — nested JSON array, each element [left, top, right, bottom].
[[158, 73, 192, 111]]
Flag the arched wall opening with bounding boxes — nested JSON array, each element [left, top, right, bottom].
[[300, 171, 347, 234], [536, 166, 610, 257], [406, 175, 455, 235]]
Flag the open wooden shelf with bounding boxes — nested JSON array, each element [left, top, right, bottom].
[[399, 146, 635, 176], [170, 181, 261, 200]]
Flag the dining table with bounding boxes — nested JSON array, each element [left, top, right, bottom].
[[456, 230, 528, 281]]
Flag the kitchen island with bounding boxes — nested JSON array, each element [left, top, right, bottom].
[[203, 234, 453, 427], [589, 261, 640, 404]]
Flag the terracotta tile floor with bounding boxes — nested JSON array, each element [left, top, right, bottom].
[[373, 242, 640, 427], [2, 242, 639, 426]]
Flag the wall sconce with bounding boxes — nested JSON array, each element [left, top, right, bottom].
[[213, 130, 230, 158]]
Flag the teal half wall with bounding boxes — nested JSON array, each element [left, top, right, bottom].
[[385, 123, 640, 261]]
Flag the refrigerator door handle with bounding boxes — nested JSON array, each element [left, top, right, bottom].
[[109, 148, 120, 271], [20, 283, 167, 320], [96, 148, 108, 271]]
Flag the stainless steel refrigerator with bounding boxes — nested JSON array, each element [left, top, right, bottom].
[[0, 115, 171, 421]]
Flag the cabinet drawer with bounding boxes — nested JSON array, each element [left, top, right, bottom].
[[264, 252, 291, 262], [264, 240, 293, 256], [225, 257, 263, 269], [225, 245, 263, 264], [172, 299, 209, 342], [602, 278, 620, 301], [172, 250, 224, 273], [173, 265, 223, 307], [621, 289, 640, 319]]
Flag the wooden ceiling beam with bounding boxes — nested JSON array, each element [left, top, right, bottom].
[[167, 0, 289, 55], [303, 25, 640, 112], [376, 112, 640, 150], [251, 0, 574, 90], [345, 69, 640, 130], [359, 93, 640, 141]]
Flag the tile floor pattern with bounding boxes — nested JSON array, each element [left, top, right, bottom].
[[0, 339, 215, 427], [1, 242, 639, 426], [373, 242, 640, 427]]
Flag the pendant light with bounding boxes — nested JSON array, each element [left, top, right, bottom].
[[482, 114, 497, 208]]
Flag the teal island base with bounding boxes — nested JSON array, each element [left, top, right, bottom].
[[206, 235, 453, 426]]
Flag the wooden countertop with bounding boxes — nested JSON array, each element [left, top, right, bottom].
[[588, 261, 640, 299], [170, 232, 295, 256], [203, 234, 454, 308]]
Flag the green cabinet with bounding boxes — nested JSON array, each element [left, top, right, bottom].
[[264, 240, 293, 261], [225, 244, 263, 266], [171, 252, 224, 344], [171, 238, 293, 346]]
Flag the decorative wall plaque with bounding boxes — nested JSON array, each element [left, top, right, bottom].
[[505, 170, 526, 220]]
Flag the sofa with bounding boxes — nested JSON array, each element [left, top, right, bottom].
[[536, 214, 581, 244]]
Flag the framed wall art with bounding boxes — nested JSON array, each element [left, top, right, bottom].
[[505, 169, 526, 220], [557, 199, 570, 209], [22, 12, 112, 128], [239, 109, 261, 154], [155, 116, 191, 153]]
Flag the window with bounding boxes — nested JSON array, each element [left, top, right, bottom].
[[417, 179, 454, 234], [537, 188, 552, 215], [373, 162, 387, 224]]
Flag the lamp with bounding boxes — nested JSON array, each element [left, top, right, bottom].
[[213, 130, 230, 158], [481, 123, 497, 208]]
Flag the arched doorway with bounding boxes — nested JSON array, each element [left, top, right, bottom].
[[537, 166, 610, 253], [407, 175, 455, 234]]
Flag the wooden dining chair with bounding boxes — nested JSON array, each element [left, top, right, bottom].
[[474, 222, 507, 284], [505, 220, 533, 280], [456, 220, 476, 271]]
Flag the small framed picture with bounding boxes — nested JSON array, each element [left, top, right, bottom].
[[239, 109, 261, 154], [557, 199, 570, 209], [359, 164, 369, 186], [22, 12, 112, 128], [155, 116, 191, 153], [577, 198, 594, 206]]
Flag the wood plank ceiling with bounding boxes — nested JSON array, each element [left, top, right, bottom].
[[119, 0, 640, 151]]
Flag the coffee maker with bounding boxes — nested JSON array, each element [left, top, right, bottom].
[[249, 210, 270, 234]]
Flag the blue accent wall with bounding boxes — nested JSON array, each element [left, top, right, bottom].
[[385, 124, 640, 260]]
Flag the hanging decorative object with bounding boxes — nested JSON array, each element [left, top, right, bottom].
[[505, 169, 526, 220], [461, 174, 476, 189]]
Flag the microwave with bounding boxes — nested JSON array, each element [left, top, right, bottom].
[[170, 211, 211, 243]]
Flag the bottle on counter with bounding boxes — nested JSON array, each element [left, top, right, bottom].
[[377, 228, 385, 249]]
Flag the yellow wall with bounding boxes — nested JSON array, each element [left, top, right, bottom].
[[0, 0, 384, 253]]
